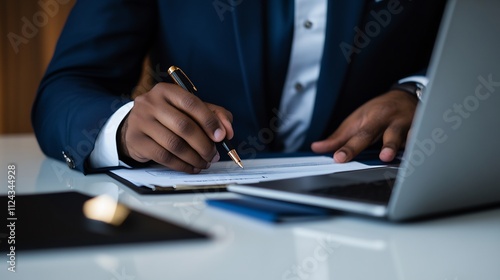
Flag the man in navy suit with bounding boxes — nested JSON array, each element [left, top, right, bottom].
[[32, 0, 447, 173]]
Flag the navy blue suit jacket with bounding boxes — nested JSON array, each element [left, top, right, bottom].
[[32, 0, 446, 173]]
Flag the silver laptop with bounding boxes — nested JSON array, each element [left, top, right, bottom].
[[228, 0, 500, 221]]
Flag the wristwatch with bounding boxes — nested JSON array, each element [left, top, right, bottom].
[[390, 81, 425, 101]]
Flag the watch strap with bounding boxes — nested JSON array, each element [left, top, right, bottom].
[[390, 81, 424, 101]]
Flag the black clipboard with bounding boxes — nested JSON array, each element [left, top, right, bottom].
[[107, 171, 227, 195]]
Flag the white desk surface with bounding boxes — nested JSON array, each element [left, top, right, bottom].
[[1, 134, 499, 280]]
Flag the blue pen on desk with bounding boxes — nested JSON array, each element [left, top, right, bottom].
[[167, 65, 244, 169]]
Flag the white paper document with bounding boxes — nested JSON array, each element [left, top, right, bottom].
[[110, 156, 374, 190]]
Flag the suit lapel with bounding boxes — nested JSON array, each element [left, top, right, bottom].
[[301, 0, 368, 149], [230, 1, 266, 131]]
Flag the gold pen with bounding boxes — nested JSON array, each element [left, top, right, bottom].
[[167, 65, 244, 169]]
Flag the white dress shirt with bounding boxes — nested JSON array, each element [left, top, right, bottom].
[[89, 101, 134, 168], [277, 0, 327, 152]]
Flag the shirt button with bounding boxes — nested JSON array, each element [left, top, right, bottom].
[[294, 82, 304, 93], [304, 20, 313, 29]]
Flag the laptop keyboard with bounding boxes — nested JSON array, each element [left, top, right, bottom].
[[310, 178, 396, 204]]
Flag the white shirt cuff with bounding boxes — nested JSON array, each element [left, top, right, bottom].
[[398, 75, 429, 87], [89, 101, 134, 169]]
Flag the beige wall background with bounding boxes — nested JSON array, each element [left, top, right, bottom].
[[0, 0, 76, 134], [1, 0, 151, 135]]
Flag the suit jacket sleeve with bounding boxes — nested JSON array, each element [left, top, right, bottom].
[[32, 0, 157, 173]]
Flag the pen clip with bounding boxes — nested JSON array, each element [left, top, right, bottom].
[[167, 65, 197, 93]]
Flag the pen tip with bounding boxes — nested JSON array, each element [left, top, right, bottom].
[[227, 149, 244, 169]]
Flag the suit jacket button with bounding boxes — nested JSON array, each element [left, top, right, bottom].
[[62, 151, 76, 169]]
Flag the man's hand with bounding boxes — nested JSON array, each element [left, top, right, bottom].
[[311, 90, 418, 163], [118, 82, 234, 173]]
